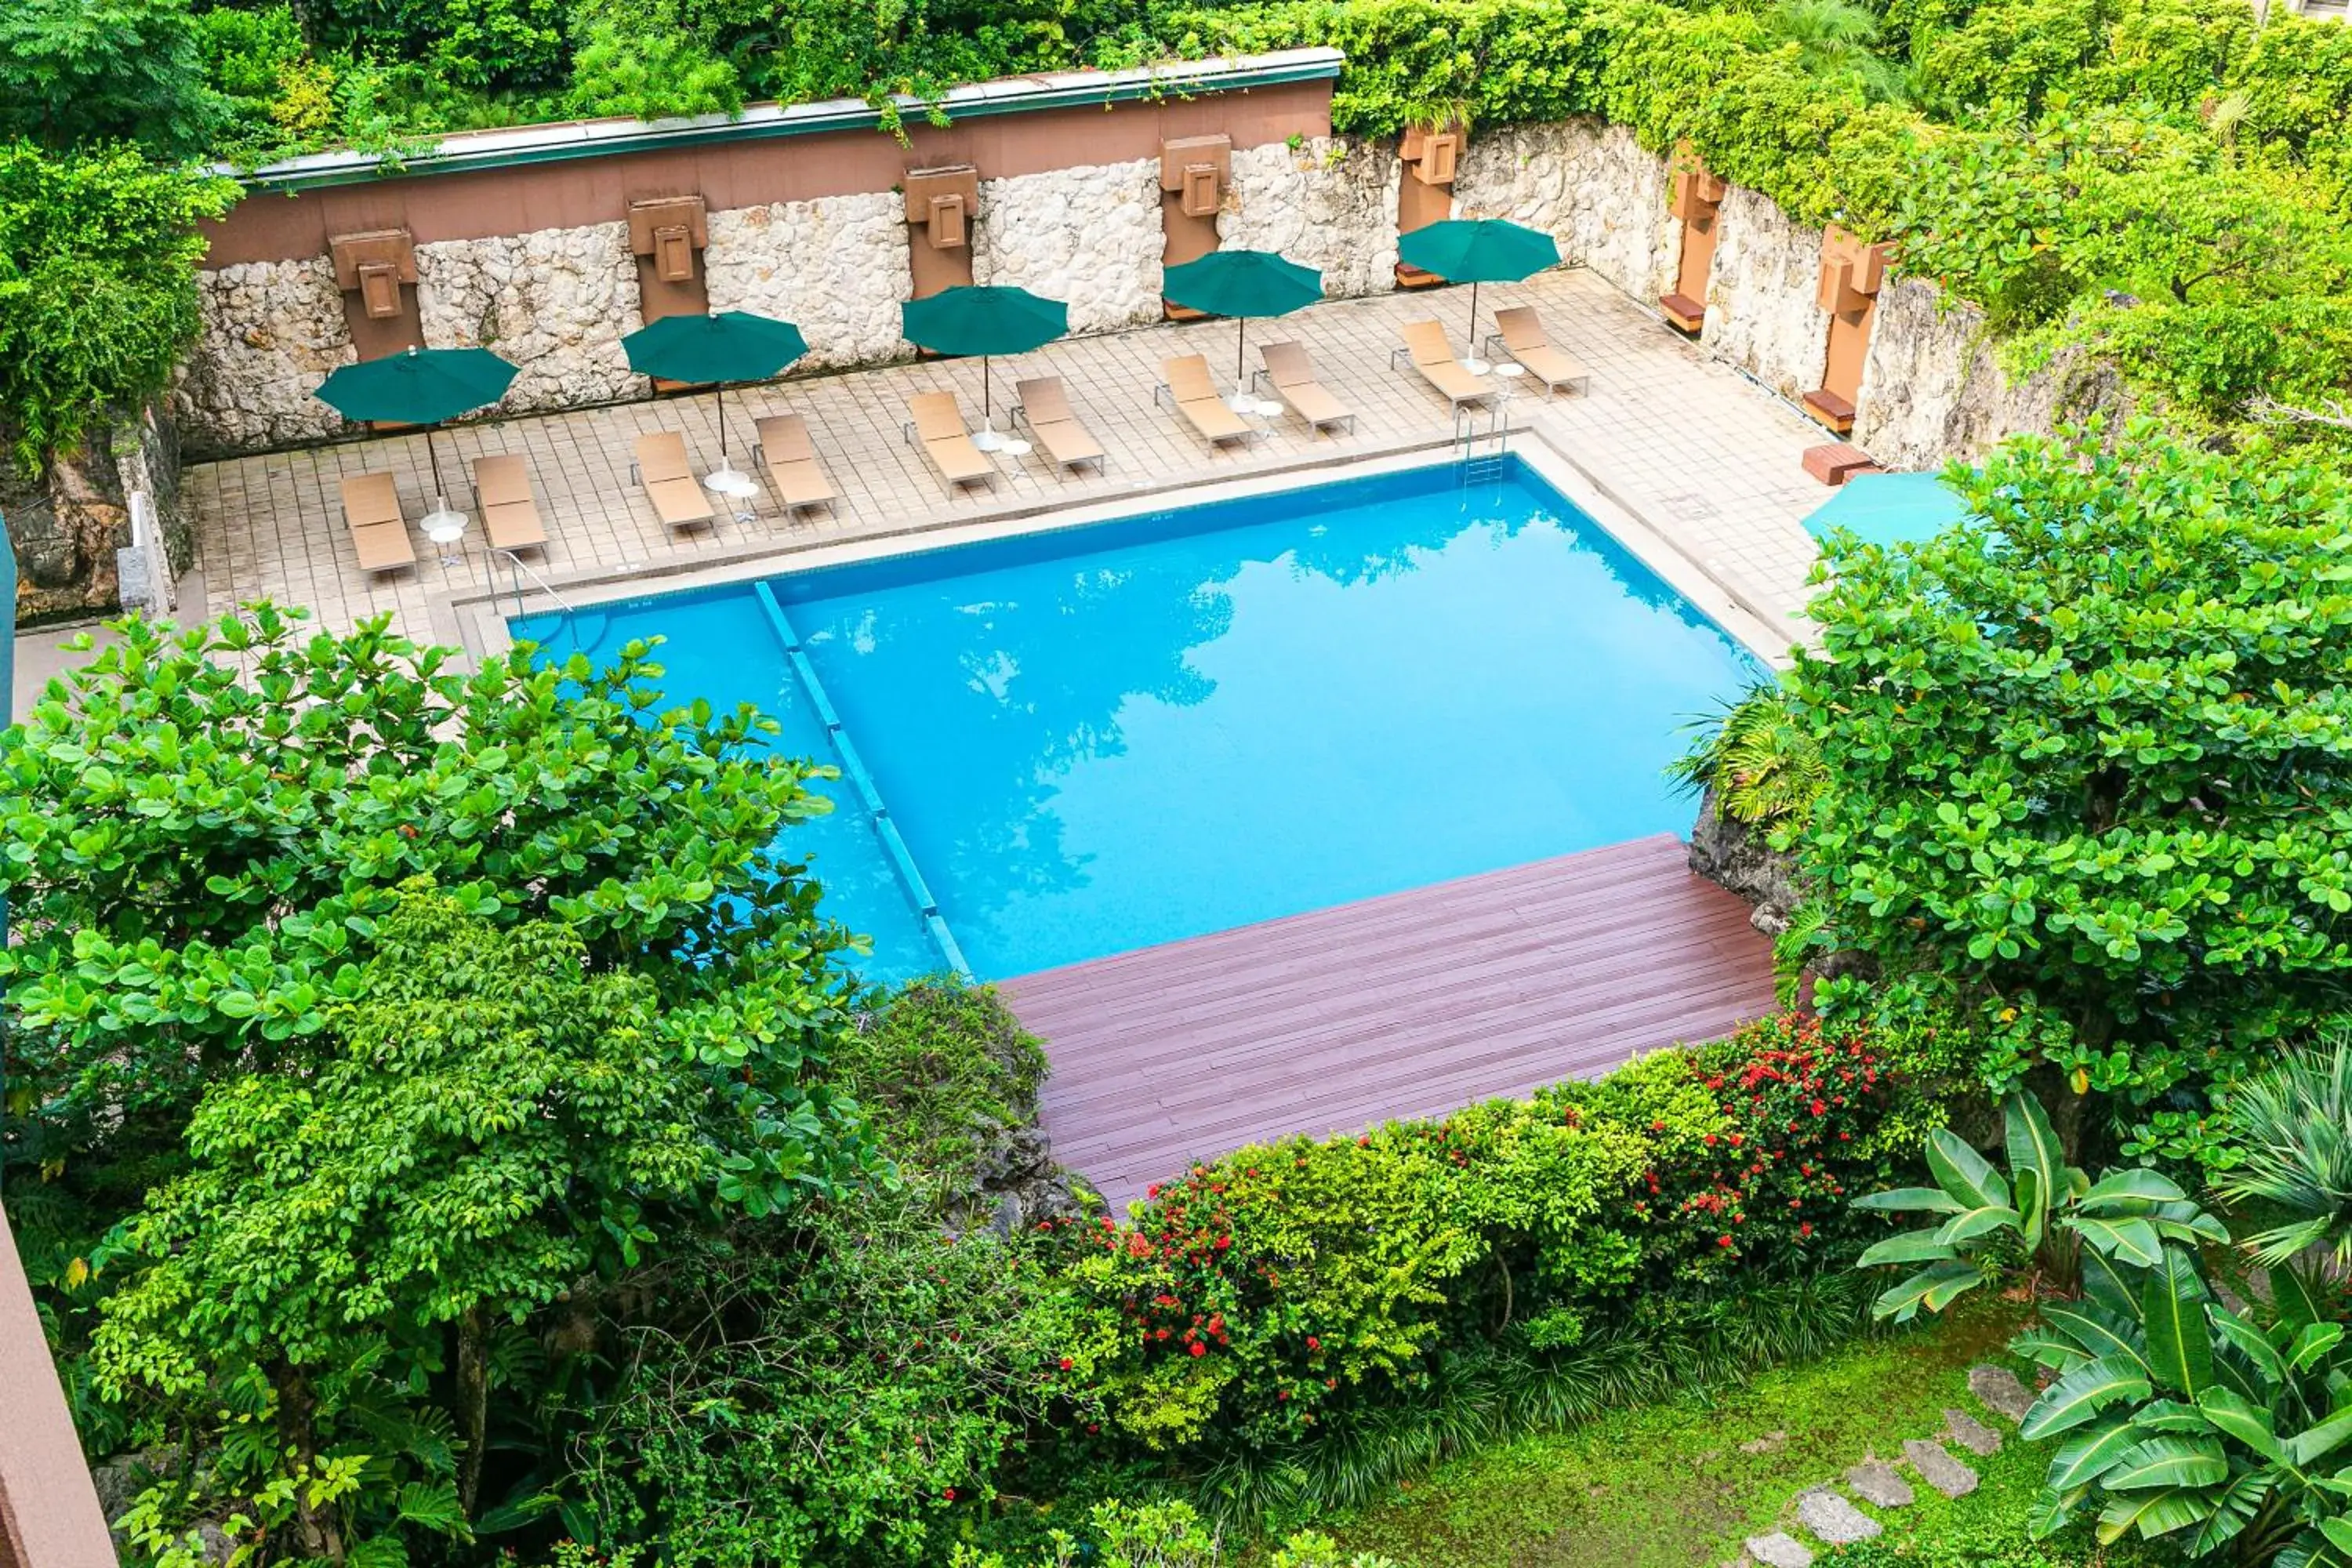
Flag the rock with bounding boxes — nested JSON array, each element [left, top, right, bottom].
[[1969, 1364, 2035, 1424], [1846, 1459, 1914, 1508], [1744, 1531, 1814, 1568], [1689, 784, 1801, 920], [1700, 183, 1829, 401], [1903, 1438, 1980, 1498], [1944, 1408, 2003, 1456], [1739, 1429, 1791, 1455], [706, 192, 912, 370], [1795, 1487, 1883, 1545], [975, 160, 1163, 335], [1454, 119, 1679, 299], [4, 400, 183, 622]]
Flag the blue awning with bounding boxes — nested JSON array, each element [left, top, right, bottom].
[[1803, 470, 1968, 548]]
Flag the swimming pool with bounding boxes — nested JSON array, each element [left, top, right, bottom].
[[515, 456, 1762, 982]]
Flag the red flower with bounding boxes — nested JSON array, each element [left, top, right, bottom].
[[1307, 1335, 1322, 1351], [1810, 1098, 1828, 1116], [1278, 1388, 1291, 1400], [1718, 1235, 1734, 1247], [1800, 1221, 1814, 1238], [1189, 1341, 1207, 1357], [1704, 1134, 1718, 1146], [1058, 1356, 1074, 1370], [1650, 1119, 1667, 1131], [943, 1488, 956, 1502]]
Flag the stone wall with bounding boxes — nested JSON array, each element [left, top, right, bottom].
[[1454, 120, 1679, 300], [174, 257, 354, 455], [1853, 279, 2133, 467], [1700, 186, 1828, 401], [416, 221, 643, 414], [4, 402, 183, 624], [1222, 137, 1399, 299], [705, 192, 912, 369], [973, 159, 1163, 335]]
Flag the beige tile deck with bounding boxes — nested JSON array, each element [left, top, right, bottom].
[[187, 268, 1827, 648]]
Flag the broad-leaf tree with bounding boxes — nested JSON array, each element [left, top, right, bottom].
[[1791, 423, 2352, 1138], [93, 886, 863, 1565]]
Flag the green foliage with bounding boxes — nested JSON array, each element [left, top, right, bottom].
[[0, 140, 234, 470], [2009, 1230, 2352, 1562], [1786, 425, 2352, 1145], [93, 887, 782, 1563], [563, 0, 742, 121], [836, 976, 1050, 1202], [2215, 1025, 2352, 1274], [949, 1497, 1404, 1568], [572, 1189, 1093, 1567], [0, 0, 224, 158], [1853, 1090, 2230, 1320], [1669, 681, 1826, 828], [1052, 1014, 1912, 1457]]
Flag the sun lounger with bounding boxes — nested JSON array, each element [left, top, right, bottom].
[[339, 472, 416, 575], [1156, 354, 1259, 447], [470, 453, 547, 554], [903, 392, 998, 498], [1258, 341, 1356, 434], [1012, 377, 1105, 473], [1392, 321, 1495, 410], [1487, 307, 1591, 397], [631, 431, 716, 531], [753, 414, 839, 515]]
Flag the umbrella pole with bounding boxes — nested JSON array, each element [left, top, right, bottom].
[[1468, 281, 1481, 363], [1237, 316, 1247, 387], [717, 383, 728, 466], [426, 430, 446, 511], [983, 357, 993, 428]]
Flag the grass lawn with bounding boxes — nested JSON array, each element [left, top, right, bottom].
[[1306, 1301, 2060, 1568]]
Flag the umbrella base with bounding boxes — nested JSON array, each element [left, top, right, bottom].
[[972, 423, 1010, 452], [1462, 357, 1494, 376]]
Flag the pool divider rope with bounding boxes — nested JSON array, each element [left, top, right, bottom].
[[752, 581, 978, 981]]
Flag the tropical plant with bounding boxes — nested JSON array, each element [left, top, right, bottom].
[[2217, 1026, 2352, 1276], [1788, 426, 2352, 1146], [1669, 682, 1828, 828], [1853, 1090, 2229, 1319], [2009, 1234, 2352, 1563], [0, 0, 225, 158], [1759, 0, 1912, 103]]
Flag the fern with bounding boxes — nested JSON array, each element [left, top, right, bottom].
[[1669, 684, 1828, 828]]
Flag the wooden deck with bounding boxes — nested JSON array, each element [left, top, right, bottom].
[[998, 833, 1778, 1212]]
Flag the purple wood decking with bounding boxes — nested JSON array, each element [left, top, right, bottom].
[[998, 833, 1778, 1212]]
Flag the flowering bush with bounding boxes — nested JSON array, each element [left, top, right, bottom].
[[1051, 1013, 1922, 1452]]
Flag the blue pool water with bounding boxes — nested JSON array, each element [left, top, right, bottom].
[[516, 457, 1762, 982]]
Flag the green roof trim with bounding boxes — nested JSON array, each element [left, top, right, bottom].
[[228, 49, 1346, 194]]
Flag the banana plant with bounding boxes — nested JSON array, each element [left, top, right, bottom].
[[2012, 1239, 2352, 1565], [1851, 1091, 2228, 1320]]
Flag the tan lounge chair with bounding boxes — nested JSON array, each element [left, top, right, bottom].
[[631, 431, 716, 532], [1488, 307, 1592, 397], [1012, 377, 1105, 473], [1157, 354, 1258, 447], [1393, 320, 1495, 410], [1258, 341, 1356, 434], [903, 392, 997, 498], [470, 453, 547, 554], [339, 472, 416, 575], [753, 414, 839, 515]]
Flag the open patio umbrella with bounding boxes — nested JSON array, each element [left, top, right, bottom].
[[1162, 249, 1324, 408], [1398, 219, 1563, 372], [314, 345, 518, 507], [622, 310, 810, 474], [900, 285, 1069, 450], [1803, 470, 1970, 550]]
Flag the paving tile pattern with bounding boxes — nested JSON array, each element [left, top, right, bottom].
[[186, 268, 1828, 645], [997, 833, 1777, 1213]]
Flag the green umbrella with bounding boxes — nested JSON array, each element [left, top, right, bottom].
[[900, 286, 1069, 447], [622, 310, 810, 467], [315, 345, 519, 507], [1162, 249, 1324, 391], [1398, 219, 1563, 366]]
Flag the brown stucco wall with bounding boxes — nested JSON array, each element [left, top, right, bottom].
[[0, 1203, 115, 1568], [204, 79, 1335, 267]]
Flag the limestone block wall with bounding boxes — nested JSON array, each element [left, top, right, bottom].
[[1222, 138, 1399, 299], [416, 221, 642, 413], [704, 193, 912, 369], [1454, 120, 1679, 301], [174, 257, 354, 454], [1700, 186, 1829, 401], [1854, 278, 2132, 467], [973, 159, 1163, 335]]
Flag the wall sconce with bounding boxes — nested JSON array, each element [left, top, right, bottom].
[[1160, 136, 1232, 219], [905, 166, 981, 250], [328, 230, 416, 321]]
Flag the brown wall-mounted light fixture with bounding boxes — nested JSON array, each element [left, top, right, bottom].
[[1396, 122, 1464, 288], [904, 165, 981, 300], [328, 228, 422, 361], [628, 195, 709, 324], [1660, 146, 1727, 334], [1158, 135, 1232, 318], [1805, 224, 1894, 434]]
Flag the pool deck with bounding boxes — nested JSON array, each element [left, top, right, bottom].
[[998, 832, 1777, 1211]]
